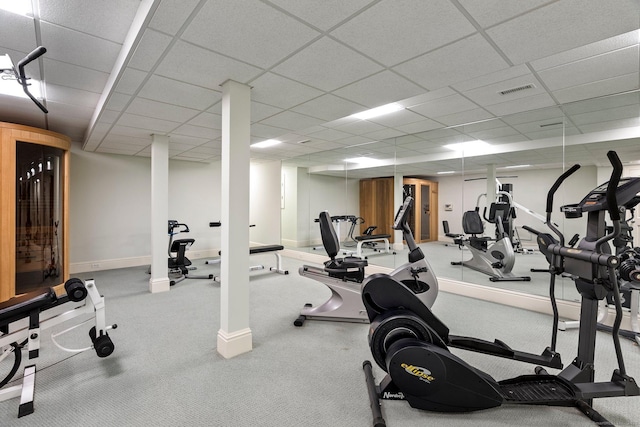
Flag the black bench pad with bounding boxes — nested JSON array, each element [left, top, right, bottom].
[[0, 287, 57, 325], [355, 234, 391, 241], [218, 245, 284, 255]]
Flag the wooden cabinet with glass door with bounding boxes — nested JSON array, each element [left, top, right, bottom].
[[0, 122, 70, 301]]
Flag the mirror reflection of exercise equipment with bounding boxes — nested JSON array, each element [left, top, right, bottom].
[[403, 178, 438, 243]]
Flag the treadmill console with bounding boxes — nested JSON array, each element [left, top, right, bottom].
[[564, 177, 640, 217]]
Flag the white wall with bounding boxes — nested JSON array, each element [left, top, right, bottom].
[[70, 146, 286, 272], [70, 147, 152, 269], [249, 160, 282, 245]]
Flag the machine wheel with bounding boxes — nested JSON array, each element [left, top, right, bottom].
[[89, 327, 115, 358], [64, 278, 88, 302], [369, 310, 444, 371]]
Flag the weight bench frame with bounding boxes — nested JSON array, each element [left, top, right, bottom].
[[344, 235, 395, 259], [0, 279, 116, 417], [212, 245, 289, 282]]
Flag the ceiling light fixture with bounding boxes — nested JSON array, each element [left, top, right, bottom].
[[443, 140, 491, 152], [0, 0, 32, 16], [351, 103, 404, 120], [344, 156, 383, 166], [502, 164, 531, 169], [437, 171, 455, 174], [252, 139, 281, 148]]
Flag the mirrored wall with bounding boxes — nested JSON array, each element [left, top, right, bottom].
[[281, 90, 640, 304]]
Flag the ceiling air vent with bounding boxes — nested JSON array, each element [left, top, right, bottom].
[[498, 84, 535, 96]]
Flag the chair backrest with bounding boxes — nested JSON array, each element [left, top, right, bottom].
[[442, 220, 450, 234], [462, 210, 484, 235], [319, 211, 339, 259]]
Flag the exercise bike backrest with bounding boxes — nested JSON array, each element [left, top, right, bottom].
[[319, 211, 340, 260], [392, 196, 425, 264]]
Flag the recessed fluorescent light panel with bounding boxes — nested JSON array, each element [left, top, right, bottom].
[[0, 0, 32, 16], [443, 140, 492, 155], [252, 139, 281, 148], [351, 103, 404, 120], [503, 164, 530, 169], [344, 156, 383, 166], [437, 171, 455, 175]]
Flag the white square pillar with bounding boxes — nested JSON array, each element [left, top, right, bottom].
[[218, 80, 252, 358], [149, 134, 171, 293]]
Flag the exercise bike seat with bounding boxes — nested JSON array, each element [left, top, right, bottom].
[[318, 210, 367, 280], [0, 287, 57, 328]]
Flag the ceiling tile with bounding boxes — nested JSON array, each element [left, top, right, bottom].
[[156, 40, 262, 89], [435, 108, 495, 127], [259, 110, 325, 131], [127, 29, 174, 72], [457, 0, 552, 28], [43, 58, 109, 93], [331, 0, 476, 66], [46, 84, 100, 108], [553, 73, 640, 105], [39, 0, 139, 43], [139, 74, 221, 110], [172, 124, 221, 140], [538, 46, 639, 91], [291, 94, 365, 121], [487, 0, 640, 64], [40, 22, 121, 73], [333, 70, 426, 108], [181, 0, 320, 68], [148, 0, 202, 35], [251, 72, 324, 109], [0, 11, 37, 53], [126, 97, 199, 122], [272, 36, 384, 91], [393, 118, 444, 134], [116, 112, 180, 132], [367, 109, 426, 128], [252, 102, 283, 122], [187, 112, 222, 129], [408, 94, 478, 118], [393, 34, 510, 90], [267, 0, 374, 30], [105, 93, 132, 111], [484, 93, 556, 116], [115, 67, 149, 95]]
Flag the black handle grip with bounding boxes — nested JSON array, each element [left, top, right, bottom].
[[17, 46, 46, 77], [606, 151, 623, 221], [522, 225, 539, 236], [209, 221, 221, 227], [546, 164, 581, 213]]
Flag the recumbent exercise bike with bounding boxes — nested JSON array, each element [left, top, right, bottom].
[[451, 191, 530, 282], [294, 196, 438, 326], [362, 151, 639, 426]]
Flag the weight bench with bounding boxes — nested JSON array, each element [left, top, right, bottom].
[[0, 279, 117, 418], [213, 245, 289, 282], [349, 234, 394, 259]]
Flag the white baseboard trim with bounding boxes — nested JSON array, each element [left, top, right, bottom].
[[149, 277, 171, 293], [217, 328, 253, 359], [70, 249, 222, 274]]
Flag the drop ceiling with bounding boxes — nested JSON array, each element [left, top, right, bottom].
[[1, 0, 639, 178]]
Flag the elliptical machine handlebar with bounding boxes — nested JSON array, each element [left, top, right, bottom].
[[605, 150, 623, 222], [545, 164, 581, 246]]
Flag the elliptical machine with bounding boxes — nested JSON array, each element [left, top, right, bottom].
[[362, 151, 640, 426], [294, 196, 438, 326], [451, 191, 530, 282]]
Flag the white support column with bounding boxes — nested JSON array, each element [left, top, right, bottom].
[[149, 134, 171, 293], [393, 173, 404, 251], [218, 80, 252, 359], [486, 164, 497, 204]]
